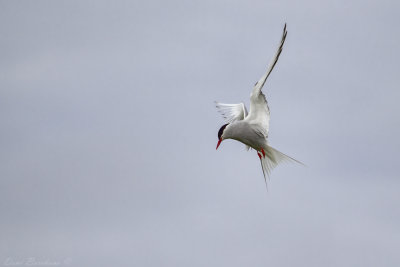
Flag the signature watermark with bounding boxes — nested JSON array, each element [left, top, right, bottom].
[[3, 257, 71, 266]]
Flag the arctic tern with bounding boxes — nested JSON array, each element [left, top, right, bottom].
[[215, 24, 302, 185]]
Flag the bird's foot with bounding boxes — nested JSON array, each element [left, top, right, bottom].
[[257, 152, 262, 160], [261, 148, 266, 158]]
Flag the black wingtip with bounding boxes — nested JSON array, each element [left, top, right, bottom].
[[282, 23, 288, 42]]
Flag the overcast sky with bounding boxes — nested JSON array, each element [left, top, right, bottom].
[[1, 0, 400, 266]]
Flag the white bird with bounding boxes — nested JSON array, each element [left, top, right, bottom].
[[215, 24, 302, 186]]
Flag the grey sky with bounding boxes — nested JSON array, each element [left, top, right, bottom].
[[1, 0, 399, 266]]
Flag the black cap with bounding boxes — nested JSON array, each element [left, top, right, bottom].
[[217, 124, 228, 140]]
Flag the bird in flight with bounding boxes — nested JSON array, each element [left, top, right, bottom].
[[215, 24, 302, 186]]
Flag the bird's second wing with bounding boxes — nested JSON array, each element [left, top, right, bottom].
[[246, 24, 287, 135], [215, 102, 248, 123], [253, 23, 287, 94]]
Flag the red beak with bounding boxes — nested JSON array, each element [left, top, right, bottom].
[[216, 139, 222, 150]]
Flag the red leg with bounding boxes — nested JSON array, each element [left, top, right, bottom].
[[261, 148, 266, 158], [257, 152, 262, 159]]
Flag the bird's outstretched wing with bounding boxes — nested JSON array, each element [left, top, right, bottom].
[[246, 23, 287, 136], [215, 102, 248, 123], [253, 23, 287, 92]]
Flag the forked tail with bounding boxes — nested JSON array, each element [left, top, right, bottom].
[[259, 145, 304, 189]]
